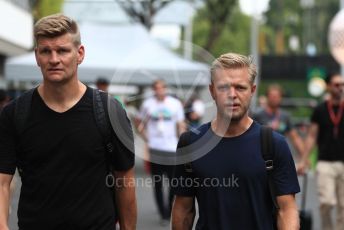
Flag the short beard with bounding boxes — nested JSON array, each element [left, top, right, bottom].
[[220, 110, 245, 123]]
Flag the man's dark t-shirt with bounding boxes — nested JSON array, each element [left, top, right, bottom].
[[172, 122, 300, 230], [0, 87, 134, 230], [311, 101, 344, 161]]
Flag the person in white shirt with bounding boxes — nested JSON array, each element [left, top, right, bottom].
[[136, 79, 185, 225]]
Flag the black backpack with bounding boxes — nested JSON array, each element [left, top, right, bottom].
[[260, 126, 279, 229], [14, 87, 124, 222], [260, 126, 279, 210], [261, 126, 313, 230]]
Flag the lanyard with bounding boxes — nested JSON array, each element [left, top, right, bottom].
[[327, 100, 344, 138], [266, 108, 280, 130]]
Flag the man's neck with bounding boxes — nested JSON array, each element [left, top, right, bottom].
[[266, 105, 279, 114], [156, 95, 166, 102], [329, 96, 342, 106], [38, 79, 86, 112], [211, 115, 253, 138]]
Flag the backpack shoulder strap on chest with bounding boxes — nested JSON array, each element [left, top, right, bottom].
[[92, 88, 114, 153], [260, 125, 279, 210], [14, 88, 35, 135]]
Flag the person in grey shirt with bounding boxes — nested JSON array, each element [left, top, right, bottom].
[[253, 84, 304, 156]]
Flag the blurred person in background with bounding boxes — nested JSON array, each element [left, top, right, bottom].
[[136, 79, 185, 226], [95, 77, 124, 108], [299, 72, 344, 230], [253, 84, 304, 157], [95, 77, 110, 92], [184, 92, 205, 130]]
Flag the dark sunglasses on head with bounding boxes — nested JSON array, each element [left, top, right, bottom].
[[333, 82, 344, 87]]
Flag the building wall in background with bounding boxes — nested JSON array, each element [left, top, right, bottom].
[[4, 0, 30, 11], [0, 0, 33, 79]]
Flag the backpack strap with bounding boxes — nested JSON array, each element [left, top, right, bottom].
[[93, 89, 114, 147], [92, 89, 115, 170], [93, 88, 121, 222], [260, 125, 280, 210], [14, 88, 35, 135], [14, 88, 36, 177]]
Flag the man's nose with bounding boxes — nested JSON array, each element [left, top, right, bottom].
[[49, 51, 60, 64], [228, 87, 237, 98]]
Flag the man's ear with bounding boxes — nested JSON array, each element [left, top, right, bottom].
[[251, 84, 257, 95], [34, 48, 41, 67], [326, 84, 331, 92], [209, 83, 215, 100], [77, 45, 85, 65]]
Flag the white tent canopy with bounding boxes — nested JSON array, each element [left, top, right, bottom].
[[63, 0, 132, 24], [5, 23, 209, 86]]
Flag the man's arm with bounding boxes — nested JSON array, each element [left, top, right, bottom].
[[177, 121, 186, 137], [276, 194, 299, 230], [287, 129, 304, 157], [114, 168, 137, 230], [134, 116, 148, 142], [0, 173, 13, 230], [172, 196, 195, 230], [297, 123, 318, 174]]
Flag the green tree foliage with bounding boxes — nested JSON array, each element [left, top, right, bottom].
[[32, 0, 64, 22], [262, 0, 339, 55], [192, 3, 250, 59], [312, 0, 339, 54], [263, 0, 302, 54], [202, 0, 236, 51]]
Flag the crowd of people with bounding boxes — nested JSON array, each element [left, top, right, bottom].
[[0, 13, 343, 230]]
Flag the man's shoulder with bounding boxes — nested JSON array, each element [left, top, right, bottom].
[[278, 109, 291, 120], [181, 123, 210, 141], [278, 108, 290, 115], [252, 108, 267, 120], [166, 95, 182, 105], [1, 88, 38, 117], [1, 99, 16, 117], [271, 129, 287, 143], [314, 101, 326, 111], [256, 122, 287, 143], [309, 101, 326, 121], [142, 96, 156, 106]]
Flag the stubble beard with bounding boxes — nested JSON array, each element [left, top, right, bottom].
[[221, 103, 250, 124]]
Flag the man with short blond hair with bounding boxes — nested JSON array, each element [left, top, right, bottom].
[[0, 14, 136, 230], [172, 52, 300, 229]]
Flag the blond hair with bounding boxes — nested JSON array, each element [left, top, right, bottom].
[[210, 53, 257, 84], [34, 13, 80, 46]]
